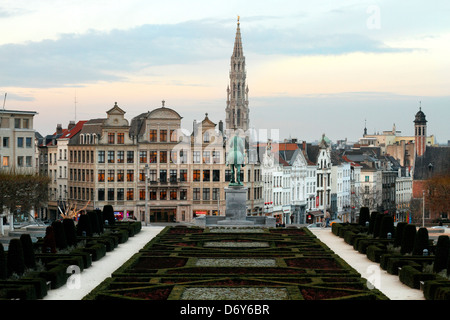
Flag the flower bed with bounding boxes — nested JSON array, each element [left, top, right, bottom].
[[84, 226, 388, 300]]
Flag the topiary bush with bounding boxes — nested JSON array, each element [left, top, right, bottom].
[[103, 205, 115, 226], [87, 210, 101, 234], [62, 218, 78, 247], [433, 235, 450, 273], [394, 222, 408, 247], [413, 227, 429, 256], [373, 213, 385, 238], [7, 239, 25, 277], [42, 226, 57, 253], [95, 209, 104, 234], [359, 207, 370, 226], [400, 224, 417, 255], [20, 234, 36, 269], [77, 214, 93, 237], [368, 211, 379, 234], [52, 220, 68, 250], [379, 215, 395, 239], [0, 243, 7, 280]]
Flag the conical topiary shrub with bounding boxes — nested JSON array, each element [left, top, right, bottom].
[[77, 214, 92, 237], [373, 213, 384, 238], [0, 243, 7, 280], [379, 215, 395, 239], [434, 235, 450, 273], [42, 226, 57, 253], [400, 224, 417, 255], [63, 218, 78, 247], [412, 227, 429, 256], [359, 207, 370, 226], [52, 220, 68, 250], [87, 211, 100, 234], [394, 222, 408, 247], [20, 233, 36, 269], [95, 209, 104, 234], [103, 205, 115, 226], [368, 211, 379, 234], [7, 238, 25, 277]]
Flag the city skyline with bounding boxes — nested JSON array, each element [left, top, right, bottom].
[[1, 1, 449, 143]]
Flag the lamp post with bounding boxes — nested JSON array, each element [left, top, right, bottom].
[[422, 190, 425, 228]]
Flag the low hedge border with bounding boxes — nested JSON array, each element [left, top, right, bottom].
[[399, 265, 436, 289]]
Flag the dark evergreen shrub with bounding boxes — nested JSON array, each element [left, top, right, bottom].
[[95, 209, 104, 233], [20, 234, 36, 269], [51, 220, 68, 250], [394, 222, 408, 247], [368, 211, 379, 234], [87, 211, 100, 234], [77, 214, 93, 237], [7, 239, 25, 277], [62, 219, 78, 247], [373, 213, 384, 238], [400, 224, 417, 255], [359, 207, 370, 226], [412, 227, 429, 256], [0, 243, 7, 280], [433, 235, 450, 273], [42, 226, 57, 253], [379, 215, 395, 239], [103, 205, 115, 226]]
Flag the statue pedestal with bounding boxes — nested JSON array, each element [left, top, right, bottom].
[[217, 186, 254, 226]]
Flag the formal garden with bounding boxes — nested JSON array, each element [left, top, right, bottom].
[[331, 207, 450, 300], [0, 205, 142, 300], [83, 225, 389, 300]]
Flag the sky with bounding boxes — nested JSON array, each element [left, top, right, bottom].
[[1, 0, 449, 144]]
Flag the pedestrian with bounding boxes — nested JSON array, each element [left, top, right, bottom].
[[325, 210, 331, 227]]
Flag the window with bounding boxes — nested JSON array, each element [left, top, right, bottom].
[[98, 189, 105, 201], [117, 170, 124, 182], [213, 170, 220, 182], [98, 151, 105, 163], [193, 188, 200, 200], [170, 150, 177, 163], [193, 170, 200, 182], [203, 151, 210, 164], [127, 151, 134, 163], [160, 130, 167, 142], [365, 176, 370, 182], [108, 170, 115, 182], [17, 137, 24, 148], [149, 169, 157, 182], [160, 190, 167, 200], [17, 156, 24, 167], [14, 119, 20, 129], [26, 156, 32, 167], [193, 151, 201, 164], [107, 151, 114, 163], [180, 189, 187, 200], [139, 151, 147, 163], [203, 170, 210, 182], [2, 156, 9, 167], [159, 151, 167, 163], [108, 133, 115, 144], [170, 189, 177, 200], [180, 150, 188, 164], [170, 169, 177, 183], [2, 137, 9, 148], [139, 189, 145, 201], [117, 188, 124, 201], [212, 188, 220, 201], [160, 169, 167, 183], [127, 188, 134, 201], [117, 133, 124, 144], [225, 170, 231, 182], [180, 169, 187, 182], [149, 151, 157, 163], [149, 130, 157, 142], [117, 151, 124, 163], [365, 186, 370, 194], [170, 129, 177, 142], [26, 137, 32, 148], [127, 170, 134, 182], [213, 151, 221, 164], [203, 188, 210, 200], [149, 189, 157, 200], [108, 188, 115, 201], [98, 170, 105, 182]]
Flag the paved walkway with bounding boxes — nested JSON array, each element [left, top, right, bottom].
[[310, 228, 425, 300]]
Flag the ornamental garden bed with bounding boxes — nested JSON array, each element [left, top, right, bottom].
[[84, 226, 388, 300]]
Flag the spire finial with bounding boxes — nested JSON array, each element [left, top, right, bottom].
[[162, 100, 165, 107], [237, 15, 240, 25]]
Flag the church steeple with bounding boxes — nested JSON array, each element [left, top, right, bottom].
[[226, 16, 249, 132]]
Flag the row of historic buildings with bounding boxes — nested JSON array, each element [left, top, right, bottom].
[[1, 19, 448, 225]]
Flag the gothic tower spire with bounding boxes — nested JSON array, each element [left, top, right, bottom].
[[226, 16, 249, 132]]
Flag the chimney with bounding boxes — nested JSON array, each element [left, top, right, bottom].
[[56, 124, 63, 134], [68, 121, 75, 130]]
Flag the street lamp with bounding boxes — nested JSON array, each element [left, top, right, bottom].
[[422, 190, 425, 228], [145, 164, 149, 225]]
